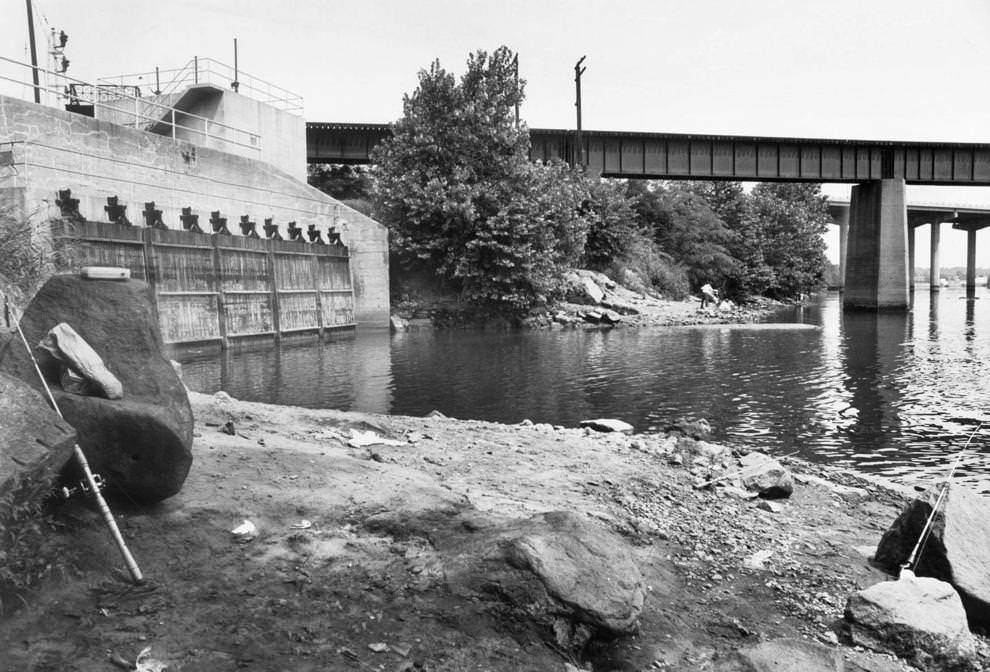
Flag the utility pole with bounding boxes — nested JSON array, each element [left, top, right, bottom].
[[574, 56, 586, 169], [231, 38, 240, 92], [25, 0, 40, 104]]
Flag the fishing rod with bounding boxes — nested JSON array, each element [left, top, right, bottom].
[[7, 304, 144, 585], [900, 422, 985, 577]]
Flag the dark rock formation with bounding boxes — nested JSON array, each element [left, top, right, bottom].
[[0, 275, 193, 502], [874, 482, 990, 627], [664, 417, 713, 440], [0, 371, 77, 518]]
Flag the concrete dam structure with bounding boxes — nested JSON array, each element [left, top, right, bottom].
[[0, 57, 389, 348]]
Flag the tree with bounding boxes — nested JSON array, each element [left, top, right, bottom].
[[633, 182, 739, 291], [308, 164, 372, 201], [581, 179, 641, 270], [371, 47, 591, 312], [740, 183, 831, 298]]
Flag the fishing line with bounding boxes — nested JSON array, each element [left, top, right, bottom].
[[901, 422, 984, 575], [7, 303, 144, 584]]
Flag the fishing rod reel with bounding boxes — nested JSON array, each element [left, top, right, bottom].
[[58, 473, 106, 500]]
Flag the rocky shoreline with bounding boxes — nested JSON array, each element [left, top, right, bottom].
[[390, 269, 783, 331], [4, 385, 986, 671]]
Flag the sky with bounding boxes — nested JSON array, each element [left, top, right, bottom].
[[3, 0, 990, 268]]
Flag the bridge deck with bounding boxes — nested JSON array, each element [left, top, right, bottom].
[[307, 122, 990, 186]]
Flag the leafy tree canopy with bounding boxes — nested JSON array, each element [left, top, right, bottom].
[[741, 183, 831, 298], [371, 47, 592, 313], [308, 164, 372, 201]]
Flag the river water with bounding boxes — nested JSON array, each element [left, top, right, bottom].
[[179, 288, 990, 493]]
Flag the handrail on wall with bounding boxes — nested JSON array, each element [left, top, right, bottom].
[[0, 55, 263, 154], [97, 57, 304, 115]]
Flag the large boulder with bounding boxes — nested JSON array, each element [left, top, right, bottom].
[[0, 275, 193, 502], [844, 572, 978, 671], [874, 482, 990, 627], [377, 509, 646, 652], [738, 451, 794, 499], [565, 271, 605, 305], [0, 371, 77, 519]]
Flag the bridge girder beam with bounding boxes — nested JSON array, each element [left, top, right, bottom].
[[306, 122, 990, 186]]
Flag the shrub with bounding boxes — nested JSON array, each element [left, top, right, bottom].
[[0, 474, 62, 615], [608, 230, 691, 299]]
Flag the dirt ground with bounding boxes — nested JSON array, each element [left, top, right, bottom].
[[0, 382, 969, 672]]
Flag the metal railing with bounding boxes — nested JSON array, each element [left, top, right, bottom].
[[98, 57, 304, 115], [0, 55, 262, 154]]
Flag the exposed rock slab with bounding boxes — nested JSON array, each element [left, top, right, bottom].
[[566, 272, 605, 305], [502, 511, 645, 634], [0, 275, 193, 502], [0, 371, 77, 517], [715, 638, 847, 671], [874, 482, 990, 627], [845, 572, 978, 671], [715, 638, 910, 672], [367, 508, 646, 651], [739, 451, 794, 499], [580, 418, 634, 433]]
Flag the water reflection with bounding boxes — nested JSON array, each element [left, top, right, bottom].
[[838, 311, 908, 466], [181, 330, 394, 413], [179, 288, 990, 492]]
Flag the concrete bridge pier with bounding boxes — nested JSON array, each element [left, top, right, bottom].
[[907, 209, 954, 292], [966, 227, 977, 298], [931, 220, 942, 292], [950, 215, 990, 298], [843, 179, 910, 310], [833, 207, 849, 291], [907, 224, 915, 292]]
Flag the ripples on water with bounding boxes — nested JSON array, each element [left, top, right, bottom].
[[180, 288, 990, 493]]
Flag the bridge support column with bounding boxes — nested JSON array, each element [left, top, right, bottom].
[[907, 224, 915, 292], [966, 227, 977, 298], [843, 179, 909, 310], [930, 221, 941, 291], [836, 208, 849, 291]]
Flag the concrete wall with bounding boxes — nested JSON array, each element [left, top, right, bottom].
[[0, 94, 388, 326], [96, 86, 306, 182]]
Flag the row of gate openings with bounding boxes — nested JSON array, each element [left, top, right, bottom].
[[53, 219, 355, 349]]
